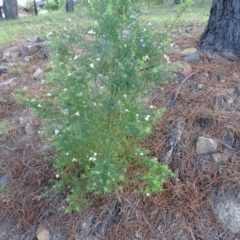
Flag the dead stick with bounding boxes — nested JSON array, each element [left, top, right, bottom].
[[170, 70, 199, 107], [0, 77, 19, 89]]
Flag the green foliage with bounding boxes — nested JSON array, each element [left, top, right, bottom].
[[24, 0, 173, 211], [0, 119, 10, 135], [44, 0, 63, 11]]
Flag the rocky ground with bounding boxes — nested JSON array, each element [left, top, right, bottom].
[[1, 22, 240, 240]]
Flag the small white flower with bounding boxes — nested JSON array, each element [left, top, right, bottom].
[[145, 55, 150, 60], [37, 104, 42, 107], [47, 32, 53, 38], [148, 22, 152, 26], [125, 109, 129, 112], [94, 152, 97, 156], [136, 114, 139, 118], [79, 92, 83, 96], [123, 94, 127, 99], [31, 99, 36, 102], [63, 88, 67, 91], [72, 158, 77, 162], [143, 28, 146, 32], [146, 193, 150, 196], [96, 57, 100, 61], [89, 157, 96, 161], [68, 18, 71, 21], [46, 93, 51, 96], [93, 102, 97, 106], [64, 27, 67, 31], [124, 44, 127, 47], [55, 129, 60, 135], [140, 39, 143, 42], [150, 105, 154, 109], [68, 73, 72, 76], [164, 54, 170, 63], [94, 20, 98, 25], [56, 174, 59, 179], [66, 153, 69, 156], [88, 29, 96, 35], [90, 63, 94, 69], [74, 55, 78, 60], [145, 115, 151, 121], [140, 152, 144, 156], [74, 111, 80, 116]]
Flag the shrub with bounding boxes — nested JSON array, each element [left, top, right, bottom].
[[25, 0, 174, 212]]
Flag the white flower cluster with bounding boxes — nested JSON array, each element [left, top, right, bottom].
[[89, 152, 97, 161]]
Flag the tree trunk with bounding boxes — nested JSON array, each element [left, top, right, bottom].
[[3, 0, 18, 20], [199, 0, 240, 57], [33, 0, 38, 15], [66, 0, 74, 12]]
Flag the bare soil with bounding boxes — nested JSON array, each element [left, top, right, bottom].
[[1, 22, 240, 240]]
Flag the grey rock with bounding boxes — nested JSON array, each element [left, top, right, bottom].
[[213, 186, 240, 234], [212, 153, 227, 164], [36, 228, 50, 240], [196, 136, 217, 154], [122, 29, 131, 39], [25, 122, 35, 135], [0, 65, 9, 74], [181, 48, 197, 56], [184, 52, 200, 62], [27, 35, 42, 43], [0, 174, 9, 188], [197, 83, 204, 90], [21, 44, 41, 58], [33, 68, 43, 81], [2, 46, 21, 62]]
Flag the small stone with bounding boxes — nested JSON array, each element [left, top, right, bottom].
[[197, 83, 204, 90], [33, 68, 43, 81], [0, 174, 9, 188], [82, 222, 87, 230], [25, 122, 34, 135], [172, 61, 192, 77], [27, 35, 42, 43], [36, 228, 50, 240], [184, 52, 200, 62], [212, 153, 227, 164], [233, 73, 240, 79], [135, 231, 143, 239], [196, 136, 217, 154], [180, 47, 197, 56], [23, 56, 31, 62], [203, 73, 209, 79]]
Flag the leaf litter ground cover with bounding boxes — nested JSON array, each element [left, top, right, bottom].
[[1, 21, 240, 239]]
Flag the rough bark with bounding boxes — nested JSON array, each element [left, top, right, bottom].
[[3, 0, 18, 20], [199, 0, 240, 57], [33, 0, 38, 15], [66, 0, 74, 12]]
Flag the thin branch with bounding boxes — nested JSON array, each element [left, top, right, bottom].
[[170, 70, 199, 107]]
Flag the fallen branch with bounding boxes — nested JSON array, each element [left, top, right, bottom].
[[170, 70, 199, 107], [0, 77, 19, 89]]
